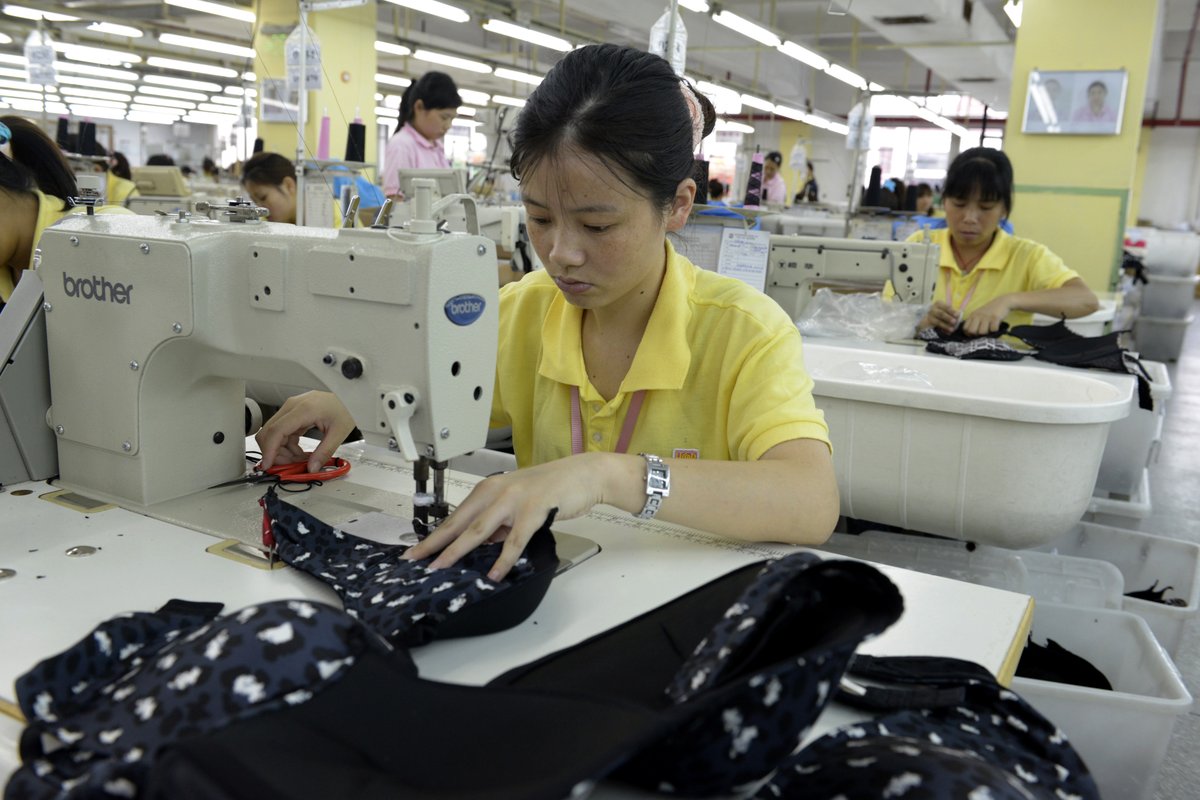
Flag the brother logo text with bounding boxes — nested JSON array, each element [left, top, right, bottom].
[[63, 273, 133, 304]]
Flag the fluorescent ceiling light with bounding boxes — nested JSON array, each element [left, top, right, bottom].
[[57, 87, 132, 103], [677, 0, 710, 11], [375, 92, 384, 101], [493, 67, 543, 86], [824, 63, 867, 90], [740, 93, 775, 112], [197, 103, 239, 114], [3, 4, 78, 21], [242, 71, 256, 82], [54, 42, 142, 65], [158, 33, 256, 59], [68, 105, 127, 120], [828, 121, 849, 136], [383, 94, 402, 108], [87, 22, 143, 37], [0, 32, 10, 44], [381, 0, 469, 23], [132, 96, 196, 109], [63, 97, 128, 110], [376, 106, 400, 118], [712, 11, 780, 48], [376, 72, 412, 88], [483, 19, 572, 52], [413, 49, 492, 73], [458, 88, 490, 106], [869, 82, 885, 92], [57, 62, 139, 82], [456, 105, 475, 116], [57, 75, 137, 92], [491, 94, 526, 108], [1003, 0, 1022, 28], [140, 83, 214, 100], [0, 54, 20, 65], [715, 119, 754, 134], [452, 117, 479, 127], [0, 88, 48, 102], [375, 42, 413, 57], [0, 78, 48, 93], [777, 41, 828, 71], [0, 66, 26, 79], [163, 0, 255, 24], [208, 95, 243, 106], [125, 112, 178, 125], [146, 57, 239, 78], [772, 105, 805, 121]]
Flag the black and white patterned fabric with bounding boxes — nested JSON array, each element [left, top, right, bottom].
[[7, 599, 395, 800], [263, 489, 558, 647], [755, 655, 1099, 800]]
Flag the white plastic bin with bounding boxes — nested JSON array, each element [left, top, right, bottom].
[[1141, 229, 1200, 276], [816, 531, 1029, 592], [1140, 273, 1199, 318], [803, 341, 1132, 547], [1095, 359, 1171, 497], [1135, 314, 1194, 362], [1036, 521, 1200, 657], [1015, 549, 1124, 609], [1032, 296, 1117, 336], [1089, 468, 1153, 528], [1012, 603, 1193, 800]]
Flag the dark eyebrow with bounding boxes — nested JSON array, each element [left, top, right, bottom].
[[521, 195, 620, 214]]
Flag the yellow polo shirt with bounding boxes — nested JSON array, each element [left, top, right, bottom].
[[492, 241, 830, 467], [106, 172, 140, 206], [1, 190, 135, 302], [907, 228, 1081, 328]]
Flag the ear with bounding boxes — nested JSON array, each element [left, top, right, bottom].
[[282, 176, 297, 197], [413, 99, 426, 115], [665, 177, 696, 233]]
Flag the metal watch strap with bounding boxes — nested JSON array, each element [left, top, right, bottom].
[[635, 453, 670, 519]]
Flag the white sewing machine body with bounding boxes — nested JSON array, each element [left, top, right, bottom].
[[765, 234, 940, 320], [36, 211, 498, 511]]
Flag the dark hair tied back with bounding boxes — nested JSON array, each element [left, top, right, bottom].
[[397, 71, 462, 133], [943, 146, 1014, 215], [508, 44, 716, 212], [0, 114, 78, 204]]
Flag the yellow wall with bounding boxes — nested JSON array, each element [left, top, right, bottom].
[[1002, 0, 1159, 290], [254, 0, 377, 170]]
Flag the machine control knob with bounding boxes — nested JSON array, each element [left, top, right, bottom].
[[341, 357, 364, 380]]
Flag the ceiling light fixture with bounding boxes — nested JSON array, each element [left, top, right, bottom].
[[413, 49, 492, 73], [2, 4, 78, 22], [380, 0, 469, 24], [56, 87, 131, 103], [87, 22, 144, 38], [146, 56, 239, 78], [132, 96, 197, 109], [740, 93, 776, 112], [712, 10, 781, 48], [375, 106, 400, 118], [375, 41, 413, 57], [1003, 0, 1022, 28], [824, 63, 867, 90], [777, 41, 829, 71], [158, 33, 255, 60], [56, 75, 137, 92], [482, 19, 572, 52], [457, 88, 490, 105], [163, 0, 255, 25], [0, 32, 10, 44], [125, 112, 179, 125], [493, 67, 543, 86], [491, 94, 526, 108], [715, 119, 754, 134], [142, 76, 222, 95], [54, 42, 142, 66], [677, 0, 710, 11], [376, 72, 412, 88]]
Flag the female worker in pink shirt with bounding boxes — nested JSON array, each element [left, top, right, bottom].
[[382, 71, 462, 199]]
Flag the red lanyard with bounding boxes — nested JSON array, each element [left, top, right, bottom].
[[570, 386, 646, 456], [944, 266, 986, 314]]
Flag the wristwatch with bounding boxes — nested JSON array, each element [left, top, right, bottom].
[[635, 453, 670, 519]]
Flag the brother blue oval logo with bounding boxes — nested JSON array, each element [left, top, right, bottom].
[[444, 293, 486, 326]]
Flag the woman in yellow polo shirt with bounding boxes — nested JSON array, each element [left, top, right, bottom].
[[913, 147, 1098, 336], [257, 44, 839, 580], [1, 116, 133, 305], [240, 151, 343, 228]]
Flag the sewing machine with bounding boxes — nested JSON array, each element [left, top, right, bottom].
[[765, 233, 940, 320], [28, 183, 497, 533]]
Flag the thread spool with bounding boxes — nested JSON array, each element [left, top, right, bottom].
[[316, 108, 330, 160], [345, 111, 366, 162], [692, 158, 709, 204], [742, 147, 763, 207], [55, 117, 70, 148], [78, 121, 96, 156]]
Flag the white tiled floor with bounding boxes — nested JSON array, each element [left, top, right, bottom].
[[1146, 300, 1200, 800]]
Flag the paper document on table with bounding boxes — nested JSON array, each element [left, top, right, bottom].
[[717, 228, 771, 292]]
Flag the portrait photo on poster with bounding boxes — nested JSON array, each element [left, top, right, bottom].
[[1022, 68, 1128, 136]]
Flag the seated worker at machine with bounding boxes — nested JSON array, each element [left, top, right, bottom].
[[257, 44, 840, 581], [240, 151, 343, 227], [707, 178, 727, 205], [913, 182, 938, 216], [761, 150, 788, 207], [0, 115, 132, 306], [912, 147, 1099, 336], [383, 71, 462, 200], [91, 145, 139, 206]]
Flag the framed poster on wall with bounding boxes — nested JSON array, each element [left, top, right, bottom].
[[1022, 69, 1127, 135]]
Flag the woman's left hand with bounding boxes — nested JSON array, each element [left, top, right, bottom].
[[962, 295, 1012, 336], [404, 453, 608, 581]]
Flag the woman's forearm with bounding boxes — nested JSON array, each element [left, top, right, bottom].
[[1009, 278, 1100, 319], [596, 439, 839, 546]]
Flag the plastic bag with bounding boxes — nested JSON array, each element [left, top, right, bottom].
[[795, 288, 926, 341]]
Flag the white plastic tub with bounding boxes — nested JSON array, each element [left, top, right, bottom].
[[1135, 314, 1194, 362], [1095, 359, 1171, 497], [1015, 549, 1125, 609], [1140, 273, 1199, 318], [1036, 521, 1200, 657], [1141, 229, 1200, 276], [802, 342, 1133, 547], [1032, 296, 1117, 336], [1089, 468, 1153, 528], [1012, 603, 1193, 800]]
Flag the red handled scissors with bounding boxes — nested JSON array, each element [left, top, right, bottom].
[[258, 456, 351, 483]]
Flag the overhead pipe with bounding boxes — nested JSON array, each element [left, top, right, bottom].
[[1176, 0, 1200, 123]]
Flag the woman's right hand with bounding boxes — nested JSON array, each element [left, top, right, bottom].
[[255, 391, 356, 472], [918, 300, 960, 334]]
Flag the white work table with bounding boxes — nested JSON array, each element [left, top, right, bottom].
[[0, 442, 1033, 796]]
